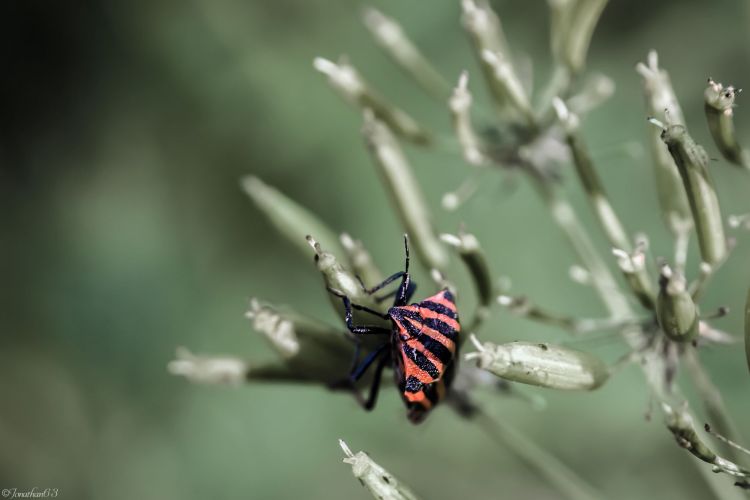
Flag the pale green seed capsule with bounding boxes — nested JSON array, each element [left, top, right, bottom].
[[307, 236, 389, 328], [441, 231, 492, 333], [245, 299, 353, 384], [339, 440, 421, 500], [659, 124, 727, 265], [656, 266, 699, 343], [549, 0, 608, 74], [704, 78, 750, 170], [449, 72, 489, 166], [340, 233, 384, 289], [362, 7, 450, 101], [482, 50, 536, 128], [168, 348, 306, 385], [636, 51, 692, 236], [461, 0, 513, 113], [465, 336, 609, 390], [241, 176, 346, 260], [313, 57, 431, 145]]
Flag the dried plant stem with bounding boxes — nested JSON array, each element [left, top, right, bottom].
[[474, 408, 603, 500]]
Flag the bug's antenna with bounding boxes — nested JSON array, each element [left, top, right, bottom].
[[403, 234, 410, 273]]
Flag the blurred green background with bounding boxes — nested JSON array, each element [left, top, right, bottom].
[[2, 1, 750, 499]]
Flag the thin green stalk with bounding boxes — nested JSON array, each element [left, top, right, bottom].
[[529, 174, 745, 495], [530, 177, 632, 320], [474, 408, 604, 500], [554, 99, 655, 309], [440, 230, 493, 335], [684, 349, 746, 464]]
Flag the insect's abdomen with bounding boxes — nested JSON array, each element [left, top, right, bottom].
[[389, 289, 460, 423]]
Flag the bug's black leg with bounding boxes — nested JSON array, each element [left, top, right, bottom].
[[327, 288, 391, 335], [348, 301, 391, 320], [363, 351, 391, 411], [351, 343, 389, 380], [374, 280, 417, 304], [392, 234, 413, 307], [357, 271, 406, 295], [348, 340, 362, 374]]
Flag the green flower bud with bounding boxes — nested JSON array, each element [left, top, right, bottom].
[[704, 78, 750, 170], [656, 266, 698, 343]]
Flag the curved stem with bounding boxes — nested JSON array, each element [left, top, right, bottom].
[[473, 408, 604, 500]]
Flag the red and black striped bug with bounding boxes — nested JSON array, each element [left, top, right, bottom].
[[328, 235, 460, 424]]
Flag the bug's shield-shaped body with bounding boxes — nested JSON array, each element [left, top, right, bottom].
[[388, 289, 460, 423]]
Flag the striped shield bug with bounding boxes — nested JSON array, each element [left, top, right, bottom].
[[328, 235, 460, 424]]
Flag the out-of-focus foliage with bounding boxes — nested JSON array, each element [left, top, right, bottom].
[[2, 1, 750, 499]]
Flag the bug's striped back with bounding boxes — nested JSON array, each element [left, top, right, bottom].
[[388, 289, 460, 423]]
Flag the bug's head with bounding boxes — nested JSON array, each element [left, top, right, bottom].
[[406, 405, 430, 425]]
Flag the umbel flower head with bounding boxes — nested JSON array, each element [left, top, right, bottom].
[[170, 1, 750, 495]]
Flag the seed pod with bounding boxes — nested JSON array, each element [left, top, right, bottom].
[[656, 266, 698, 342], [168, 347, 315, 385], [704, 78, 750, 170], [307, 236, 390, 328], [482, 50, 535, 128], [461, 0, 514, 113], [362, 112, 450, 272], [449, 72, 489, 166], [635, 51, 692, 237], [241, 176, 346, 260], [548, 0, 608, 74], [314, 57, 430, 145], [339, 440, 421, 500], [659, 123, 727, 265], [362, 7, 449, 101], [465, 336, 609, 390], [339, 233, 384, 289], [246, 299, 354, 384], [440, 230, 493, 312], [441, 229, 492, 336], [168, 348, 252, 385]]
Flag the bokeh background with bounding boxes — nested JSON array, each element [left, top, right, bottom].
[[3, 1, 750, 498]]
